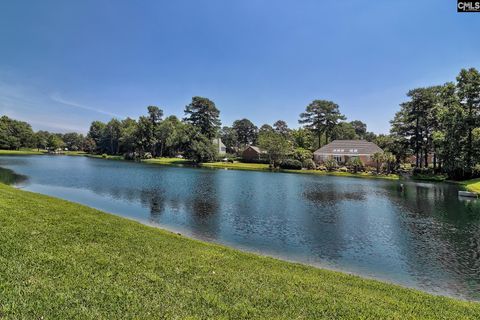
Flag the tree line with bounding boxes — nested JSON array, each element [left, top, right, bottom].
[[389, 67, 480, 179], [1, 96, 376, 166], [2, 66, 478, 178]]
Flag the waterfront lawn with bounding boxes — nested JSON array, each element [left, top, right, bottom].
[[0, 184, 478, 319], [459, 178, 480, 193], [85, 154, 124, 160], [200, 161, 270, 171], [142, 157, 191, 165], [0, 149, 44, 155]]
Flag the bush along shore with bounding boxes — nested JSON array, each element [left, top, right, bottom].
[[0, 183, 479, 319]]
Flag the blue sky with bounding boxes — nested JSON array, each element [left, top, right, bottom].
[[0, 0, 479, 133]]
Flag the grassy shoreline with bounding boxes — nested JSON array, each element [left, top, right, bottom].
[[0, 183, 478, 318]]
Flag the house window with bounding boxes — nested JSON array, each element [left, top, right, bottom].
[[333, 155, 342, 163]]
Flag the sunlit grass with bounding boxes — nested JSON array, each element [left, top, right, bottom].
[[0, 183, 478, 319], [142, 157, 191, 165], [0, 149, 44, 155], [200, 162, 270, 170], [459, 178, 480, 193]]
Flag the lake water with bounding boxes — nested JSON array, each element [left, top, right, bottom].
[[1, 155, 480, 300]]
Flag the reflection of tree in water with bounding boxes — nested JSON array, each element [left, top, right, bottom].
[[139, 188, 166, 222], [385, 182, 480, 298], [303, 189, 366, 204], [188, 173, 220, 239], [0, 167, 28, 186]]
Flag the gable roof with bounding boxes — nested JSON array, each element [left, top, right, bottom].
[[314, 140, 383, 155], [244, 146, 266, 154]]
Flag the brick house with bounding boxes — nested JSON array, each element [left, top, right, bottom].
[[242, 146, 266, 161], [313, 140, 383, 167]]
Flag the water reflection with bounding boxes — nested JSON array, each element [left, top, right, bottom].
[[0, 166, 27, 185], [1, 155, 480, 300]]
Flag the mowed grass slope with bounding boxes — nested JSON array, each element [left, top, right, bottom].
[[0, 184, 479, 319]]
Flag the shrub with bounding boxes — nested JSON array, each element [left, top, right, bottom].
[[346, 157, 364, 173], [279, 159, 302, 170], [339, 166, 348, 172], [317, 165, 327, 171], [302, 159, 316, 170], [292, 148, 313, 162], [101, 153, 107, 159], [324, 158, 338, 171], [142, 152, 153, 160]]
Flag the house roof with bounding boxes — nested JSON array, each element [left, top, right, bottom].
[[314, 140, 383, 155], [245, 146, 266, 154]]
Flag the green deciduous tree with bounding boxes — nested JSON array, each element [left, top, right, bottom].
[[258, 130, 291, 167], [232, 119, 257, 146]]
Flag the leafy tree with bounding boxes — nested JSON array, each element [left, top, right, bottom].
[[62, 132, 84, 151], [332, 122, 356, 140], [34, 130, 50, 151], [184, 96, 221, 139], [456, 68, 480, 172], [87, 121, 107, 154], [147, 106, 163, 124], [47, 134, 64, 151], [290, 128, 314, 150], [292, 148, 313, 162], [156, 116, 188, 157], [105, 119, 122, 154], [220, 126, 238, 153], [232, 119, 258, 146], [390, 86, 441, 168], [258, 130, 291, 167], [83, 137, 96, 153], [135, 116, 156, 156], [119, 118, 138, 154], [183, 127, 216, 163], [258, 124, 274, 135], [0, 116, 35, 150], [273, 120, 290, 137], [374, 134, 395, 152], [350, 120, 367, 139], [299, 100, 345, 147]]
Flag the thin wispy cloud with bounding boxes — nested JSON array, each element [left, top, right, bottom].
[[50, 93, 123, 118]]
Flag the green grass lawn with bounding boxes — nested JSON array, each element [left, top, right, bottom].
[[142, 157, 191, 165], [0, 149, 44, 155], [458, 178, 480, 193], [283, 169, 400, 180], [84, 154, 124, 160], [0, 184, 478, 319], [200, 161, 270, 171]]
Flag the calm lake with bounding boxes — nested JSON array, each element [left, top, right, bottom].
[[1, 155, 480, 300]]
